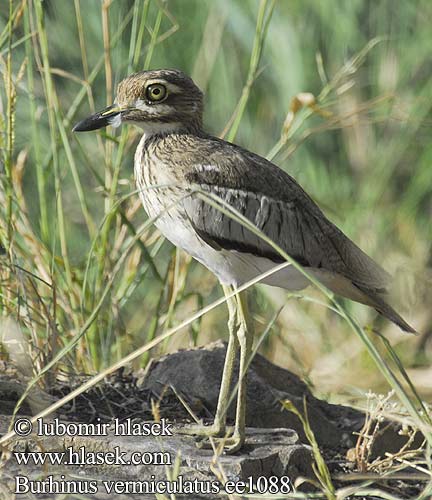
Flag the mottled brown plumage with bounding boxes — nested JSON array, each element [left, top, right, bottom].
[[74, 68, 415, 452]]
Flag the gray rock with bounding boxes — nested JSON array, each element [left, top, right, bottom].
[[143, 340, 364, 449], [1, 342, 422, 499]]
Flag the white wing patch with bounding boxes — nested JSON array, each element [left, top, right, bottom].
[[195, 164, 220, 174]]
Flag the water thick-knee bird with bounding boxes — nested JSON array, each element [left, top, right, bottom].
[[73, 69, 415, 452]]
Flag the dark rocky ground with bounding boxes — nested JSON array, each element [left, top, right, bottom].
[[0, 341, 428, 499]]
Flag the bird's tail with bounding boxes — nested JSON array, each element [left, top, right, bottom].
[[355, 285, 417, 334]]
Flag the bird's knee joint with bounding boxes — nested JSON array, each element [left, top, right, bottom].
[[236, 324, 248, 345]]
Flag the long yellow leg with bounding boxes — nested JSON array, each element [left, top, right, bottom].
[[212, 284, 239, 433], [178, 284, 238, 437], [194, 288, 253, 453], [224, 289, 252, 453]]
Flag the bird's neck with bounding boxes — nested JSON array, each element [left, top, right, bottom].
[[137, 120, 204, 143]]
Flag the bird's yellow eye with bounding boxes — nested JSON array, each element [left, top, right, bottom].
[[146, 83, 167, 102]]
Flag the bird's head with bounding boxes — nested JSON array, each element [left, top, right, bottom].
[[73, 69, 203, 135]]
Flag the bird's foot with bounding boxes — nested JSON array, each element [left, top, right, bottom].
[[196, 430, 244, 454], [177, 421, 228, 438], [177, 422, 244, 453]]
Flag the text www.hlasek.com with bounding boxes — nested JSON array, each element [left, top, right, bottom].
[[14, 446, 170, 467]]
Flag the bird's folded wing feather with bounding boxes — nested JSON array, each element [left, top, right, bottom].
[[182, 138, 390, 293]]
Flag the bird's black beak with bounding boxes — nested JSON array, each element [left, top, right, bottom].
[[72, 104, 123, 132]]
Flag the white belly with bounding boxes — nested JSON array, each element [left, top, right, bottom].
[[142, 194, 310, 290]]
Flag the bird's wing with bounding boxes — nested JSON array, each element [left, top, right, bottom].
[[182, 137, 390, 293]]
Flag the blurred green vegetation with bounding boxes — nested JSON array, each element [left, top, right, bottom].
[[0, 0, 431, 405]]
